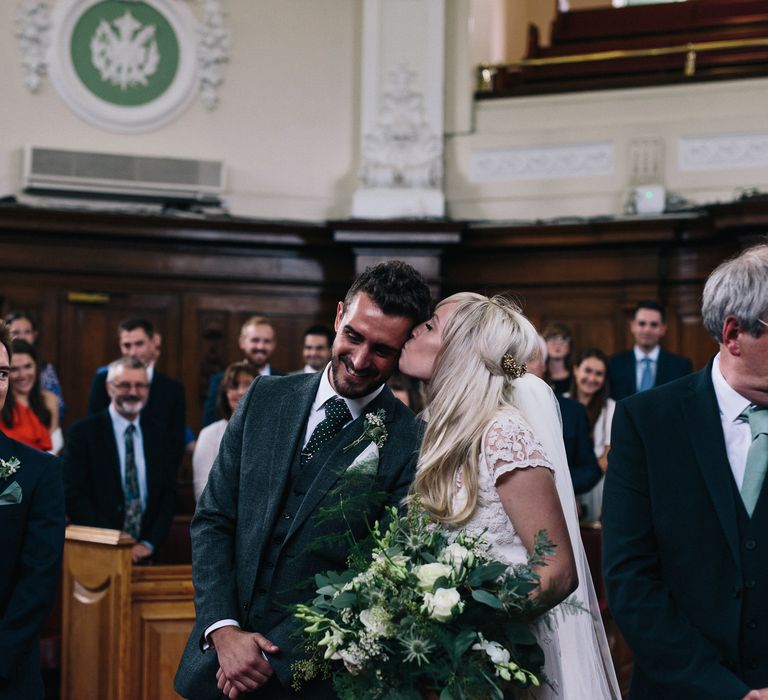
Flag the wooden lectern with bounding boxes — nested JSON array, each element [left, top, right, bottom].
[[61, 526, 195, 700]]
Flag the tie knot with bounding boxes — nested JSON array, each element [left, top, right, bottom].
[[641, 357, 652, 366], [125, 423, 136, 437], [325, 397, 352, 427], [742, 405, 768, 438]]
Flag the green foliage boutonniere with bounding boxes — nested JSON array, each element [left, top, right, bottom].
[[343, 409, 387, 453], [0, 456, 21, 480]]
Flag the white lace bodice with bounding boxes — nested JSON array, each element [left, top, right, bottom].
[[452, 409, 554, 565]]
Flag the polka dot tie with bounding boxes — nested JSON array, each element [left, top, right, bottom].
[[301, 397, 352, 465]]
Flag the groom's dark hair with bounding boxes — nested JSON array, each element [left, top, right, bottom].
[[344, 260, 432, 324]]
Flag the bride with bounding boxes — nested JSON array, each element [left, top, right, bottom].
[[399, 293, 620, 700]]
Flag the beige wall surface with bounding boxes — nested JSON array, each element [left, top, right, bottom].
[[1, 0, 361, 220]]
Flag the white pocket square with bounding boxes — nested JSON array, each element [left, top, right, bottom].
[[346, 442, 379, 476], [0, 480, 22, 505]]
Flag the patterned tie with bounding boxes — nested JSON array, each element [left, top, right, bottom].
[[122, 424, 143, 539], [301, 397, 352, 465], [638, 357, 654, 392], [739, 405, 768, 517]]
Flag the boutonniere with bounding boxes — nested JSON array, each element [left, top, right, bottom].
[[0, 456, 20, 480], [343, 409, 387, 453]]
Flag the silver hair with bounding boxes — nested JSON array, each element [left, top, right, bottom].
[[533, 333, 548, 363], [702, 243, 768, 342], [106, 356, 147, 383]]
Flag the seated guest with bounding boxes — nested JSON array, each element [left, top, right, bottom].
[[1, 339, 61, 453], [5, 309, 65, 415], [543, 321, 574, 394], [202, 316, 284, 426], [64, 357, 177, 564], [193, 362, 257, 500], [291, 324, 334, 374], [87, 318, 186, 471], [0, 321, 65, 699], [528, 334, 601, 496], [608, 300, 693, 399], [567, 348, 615, 521]]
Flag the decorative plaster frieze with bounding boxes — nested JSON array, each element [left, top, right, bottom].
[[15, 0, 51, 93], [359, 62, 443, 190], [469, 142, 615, 182], [197, 0, 230, 110], [678, 133, 768, 172]]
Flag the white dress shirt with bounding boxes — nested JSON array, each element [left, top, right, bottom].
[[711, 353, 753, 489], [203, 364, 384, 647], [634, 345, 660, 390]]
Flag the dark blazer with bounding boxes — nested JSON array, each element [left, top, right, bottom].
[[63, 411, 177, 550], [87, 367, 186, 468], [175, 373, 420, 699], [603, 362, 768, 700], [556, 393, 602, 495], [0, 432, 64, 699], [201, 367, 285, 427], [608, 347, 692, 400]]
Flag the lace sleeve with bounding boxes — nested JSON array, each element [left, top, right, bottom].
[[483, 412, 554, 485]]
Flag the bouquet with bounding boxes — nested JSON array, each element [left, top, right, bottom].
[[293, 505, 557, 700]]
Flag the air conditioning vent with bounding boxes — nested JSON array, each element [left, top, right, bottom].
[[22, 146, 225, 204]]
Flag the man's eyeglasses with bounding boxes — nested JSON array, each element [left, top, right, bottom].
[[759, 319, 768, 330], [546, 334, 571, 343], [111, 381, 149, 391]]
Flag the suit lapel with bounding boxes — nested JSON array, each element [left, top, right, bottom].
[[140, 417, 159, 512], [286, 387, 397, 541], [680, 366, 741, 569], [98, 412, 124, 500]]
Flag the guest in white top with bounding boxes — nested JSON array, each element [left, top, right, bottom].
[[566, 348, 615, 521], [193, 362, 257, 501]]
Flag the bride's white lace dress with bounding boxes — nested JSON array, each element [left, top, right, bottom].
[[451, 406, 619, 699]]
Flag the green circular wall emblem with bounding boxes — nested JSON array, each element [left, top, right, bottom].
[[70, 1, 179, 106]]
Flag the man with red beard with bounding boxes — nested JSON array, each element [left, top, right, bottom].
[[64, 357, 177, 563]]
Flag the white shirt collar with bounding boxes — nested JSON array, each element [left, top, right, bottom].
[[712, 353, 752, 423], [108, 403, 141, 434], [259, 364, 272, 376], [634, 345, 660, 362], [313, 363, 384, 421], [303, 364, 317, 374], [146, 364, 154, 383]]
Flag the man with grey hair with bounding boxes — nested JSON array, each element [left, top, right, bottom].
[[604, 243, 768, 699], [64, 357, 178, 563]]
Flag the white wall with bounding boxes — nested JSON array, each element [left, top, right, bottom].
[[1, 0, 361, 220]]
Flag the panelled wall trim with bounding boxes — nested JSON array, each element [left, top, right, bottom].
[[0, 202, 764, 432], [678, 133, 768, 173]]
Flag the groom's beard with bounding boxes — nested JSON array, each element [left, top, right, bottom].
[[331, 354, 383, 399]]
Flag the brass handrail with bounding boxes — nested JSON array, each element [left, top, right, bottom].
[[477, 35, 768, 90]]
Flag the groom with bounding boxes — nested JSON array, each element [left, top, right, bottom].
[[175, 261, 431, 699]]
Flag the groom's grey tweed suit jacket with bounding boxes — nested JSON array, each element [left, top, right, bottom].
[[175, 372, 420, 699]]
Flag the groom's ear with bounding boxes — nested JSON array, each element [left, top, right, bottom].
[[334, 302, 345, 332]]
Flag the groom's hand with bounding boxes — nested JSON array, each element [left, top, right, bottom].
[[211, 626, 279, 698]]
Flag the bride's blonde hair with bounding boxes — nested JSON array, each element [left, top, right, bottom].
[[409, 293, 539, 525]]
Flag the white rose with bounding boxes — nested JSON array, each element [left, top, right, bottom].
[[440, 543, 474, 571], [422, 587, 463, 622], [359, 607, 393, 637], [415, 562, 452, 591]]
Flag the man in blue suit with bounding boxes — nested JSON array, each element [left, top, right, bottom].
[[604, 244, 768, 699], [0, 322, 65, 699], [608, 300, 692, 400]]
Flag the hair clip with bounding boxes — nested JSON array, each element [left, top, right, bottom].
[[501, 353, 526, 379]]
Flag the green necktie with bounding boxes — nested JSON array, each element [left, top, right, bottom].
[[301, 397, 352, 465], [122, 423, 142, 539], [739, 405, 768, 517]]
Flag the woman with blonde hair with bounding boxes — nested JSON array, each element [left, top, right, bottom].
[[400, 292, 619, 700]]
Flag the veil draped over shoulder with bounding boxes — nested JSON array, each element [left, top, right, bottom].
[[512, 373, 621, 700]]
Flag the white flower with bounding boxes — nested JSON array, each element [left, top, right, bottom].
[[472, 638, 511, 666], [318, 628, 345, 659], [422, 587, 463, 622], [415, 562, 452, 591], [440, 542, 474, 571], [337, 646, 366, 675], [371, 551, 410, 581], [359, 607, 393, 638]]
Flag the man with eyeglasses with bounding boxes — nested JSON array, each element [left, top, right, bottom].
[[608, 300, 692, 400], [604, 244, 768, 699], [64, 357, 177, 563]]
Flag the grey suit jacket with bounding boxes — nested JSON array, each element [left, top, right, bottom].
[[175, 372, 420, 699]]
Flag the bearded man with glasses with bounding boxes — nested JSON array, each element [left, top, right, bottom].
[[63, 356, 178, 563]]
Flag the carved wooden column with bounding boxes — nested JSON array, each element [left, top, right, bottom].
[[352, 0, 446, 218]]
